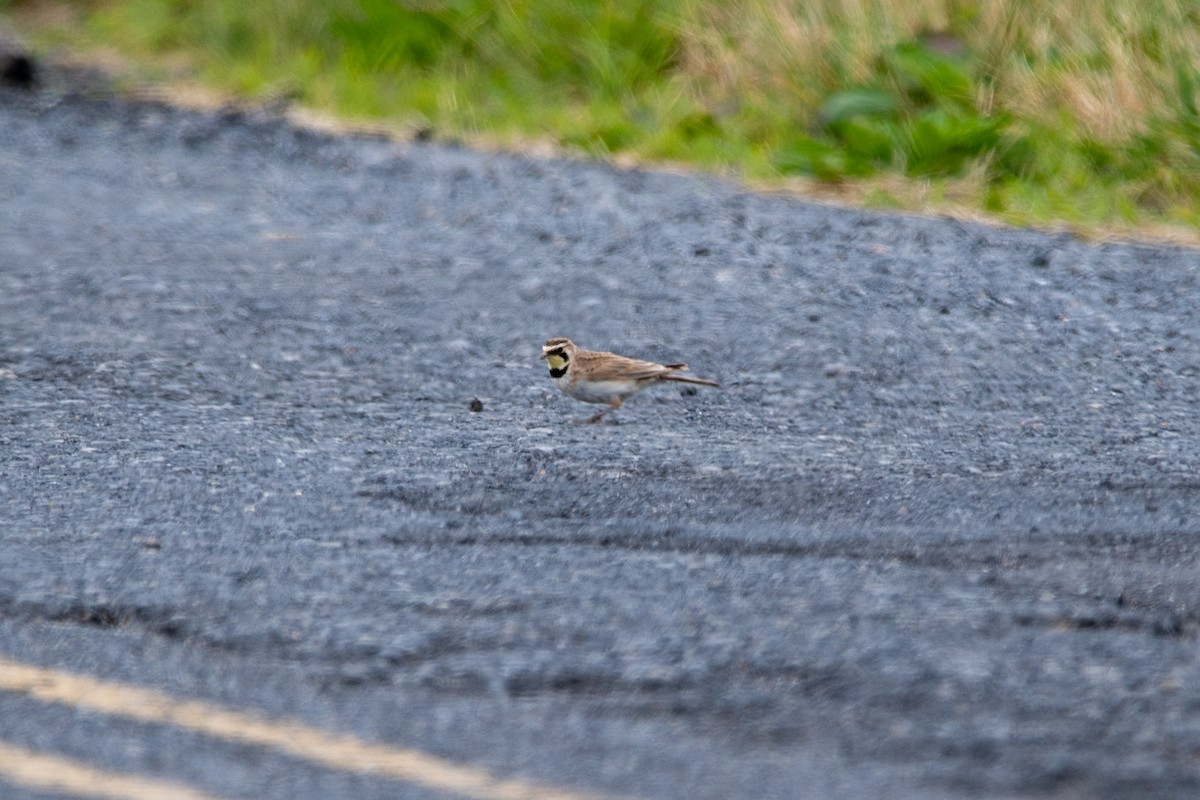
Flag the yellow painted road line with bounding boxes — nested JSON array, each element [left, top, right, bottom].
[[0, 657, 618, 800], [0, 740, 231, 800]]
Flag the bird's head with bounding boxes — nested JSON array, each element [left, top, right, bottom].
[[540, 337, 576, 372]]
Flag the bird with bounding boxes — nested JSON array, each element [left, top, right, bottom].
[[539, 337, 719, 423]]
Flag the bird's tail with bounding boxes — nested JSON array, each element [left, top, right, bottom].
[[662, 367, 720, 388]]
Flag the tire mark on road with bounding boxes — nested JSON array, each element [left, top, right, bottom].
[[0, 657, 621, 800]]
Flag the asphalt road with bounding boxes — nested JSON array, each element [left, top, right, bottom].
[[1, 74, 1199, 800]]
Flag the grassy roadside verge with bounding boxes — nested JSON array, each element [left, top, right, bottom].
[[7, 0, 1200, 242]]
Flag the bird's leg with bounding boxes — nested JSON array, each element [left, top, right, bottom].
[[576, 399, 621, 424]]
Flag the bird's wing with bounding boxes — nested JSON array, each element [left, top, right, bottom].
[[578, 351, 680, 382]]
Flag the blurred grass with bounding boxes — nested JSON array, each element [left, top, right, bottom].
[[8, 0, 1200, 237]]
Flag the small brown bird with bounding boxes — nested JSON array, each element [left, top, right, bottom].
[[540, 337, 719, 423]]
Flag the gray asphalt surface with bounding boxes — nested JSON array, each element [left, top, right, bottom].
[[1, 75, 1199, 800]]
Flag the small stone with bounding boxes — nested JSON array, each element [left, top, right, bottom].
[[468, 398, 484, 412], [1, 54, 35, 89]]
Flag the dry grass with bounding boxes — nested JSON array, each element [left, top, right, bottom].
[[677, 0, 1200, 144]]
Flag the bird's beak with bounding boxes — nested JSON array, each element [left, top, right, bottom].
[[538, 352, 549, 360]]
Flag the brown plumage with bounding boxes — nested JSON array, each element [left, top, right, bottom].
[[540, 337, 719, 423]]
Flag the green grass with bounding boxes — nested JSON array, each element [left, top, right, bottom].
[[9, 0, 1200, 238]]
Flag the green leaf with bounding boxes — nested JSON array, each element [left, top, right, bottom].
[[819, 88, 897, 126], [773, 137, 871, 180], [886, 42, 973, 109], [832, 117, 896, 164], [902, 108, 1005, 175]]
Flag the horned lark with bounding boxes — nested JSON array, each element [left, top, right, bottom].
[[540, 337, 719, 423]]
